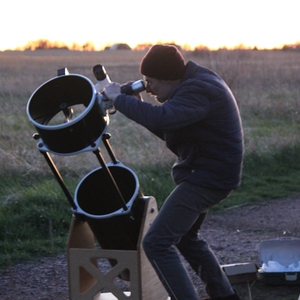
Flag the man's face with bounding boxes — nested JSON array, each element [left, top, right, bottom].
[[144, 76, 174, 103]]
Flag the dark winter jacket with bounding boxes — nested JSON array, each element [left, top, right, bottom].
[[114, 60, 244, 190]]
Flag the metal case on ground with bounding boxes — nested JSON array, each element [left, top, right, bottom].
[[258, 238, 300, 285]]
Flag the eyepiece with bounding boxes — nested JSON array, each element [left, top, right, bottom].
[[121, 80, 146, 95]]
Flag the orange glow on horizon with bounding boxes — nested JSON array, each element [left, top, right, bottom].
[[7, 38, 300, 52]]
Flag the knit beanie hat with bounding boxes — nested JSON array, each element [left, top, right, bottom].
[[140, 45, 186, 80]]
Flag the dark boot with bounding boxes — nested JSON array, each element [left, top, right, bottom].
[[201, 290, 241, 300]]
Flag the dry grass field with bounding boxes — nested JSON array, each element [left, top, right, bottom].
[[1, 49, 299, 173], [1, 49, 299, 175]]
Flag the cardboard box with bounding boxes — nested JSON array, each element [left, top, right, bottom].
[[222, 263, 258, 284], [258, 238, 300, 286]]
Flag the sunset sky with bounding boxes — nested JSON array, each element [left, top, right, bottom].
[[1, 0, 299, 51]]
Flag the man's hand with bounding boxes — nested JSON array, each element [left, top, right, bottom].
[[103, 82, 121, 101], [97, 82, 121, 115]]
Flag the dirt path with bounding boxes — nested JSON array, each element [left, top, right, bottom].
[[1, 198, 300, 299]]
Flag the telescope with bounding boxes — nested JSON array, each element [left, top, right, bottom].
[[26, 65, 148, 268], [26, 64, 170, 300]]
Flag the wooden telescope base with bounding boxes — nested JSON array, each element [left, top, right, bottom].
[[67, 196, 169, 300]]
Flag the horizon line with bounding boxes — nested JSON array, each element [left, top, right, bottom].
[[1, 39, 300, 52]]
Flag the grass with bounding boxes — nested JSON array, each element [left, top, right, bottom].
[[2, 131, 300, 267], [219, 145, 300, 210], [0, 172, 71, 265], [1, 49, 300, 276]]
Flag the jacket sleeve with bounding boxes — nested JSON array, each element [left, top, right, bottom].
[[114, 83, 210, 133]]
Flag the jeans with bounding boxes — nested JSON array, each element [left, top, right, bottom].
[[142, 182, 234, 300]]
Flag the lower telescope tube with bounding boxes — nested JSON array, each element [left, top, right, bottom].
[[74, 163, 146, 281]]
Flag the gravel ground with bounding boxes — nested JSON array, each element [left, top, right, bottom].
[[1, 198, 300, 299]]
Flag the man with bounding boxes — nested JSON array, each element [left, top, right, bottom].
[[103, 44, 243, 300]]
